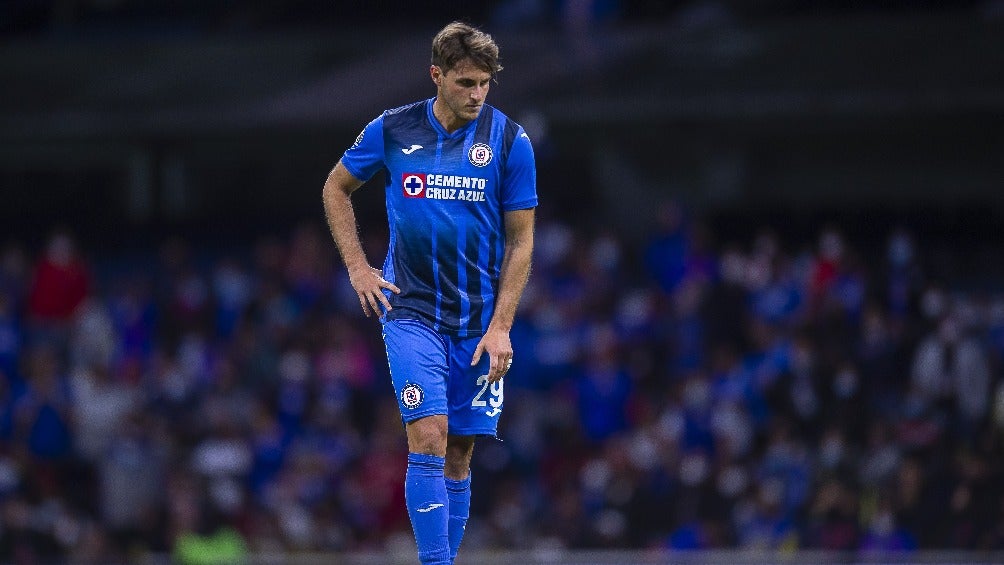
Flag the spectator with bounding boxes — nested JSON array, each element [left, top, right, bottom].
[[3, 212, 1004, 560], [26, 229, 91, 333]]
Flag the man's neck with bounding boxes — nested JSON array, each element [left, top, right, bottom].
[[432, 99, 470, 134]]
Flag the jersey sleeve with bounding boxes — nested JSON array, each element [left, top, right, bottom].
[[339, 114, 385, 182], [501, 127, 538, 211]]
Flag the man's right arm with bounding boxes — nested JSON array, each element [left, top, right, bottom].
[[322, 160, 399, 317]]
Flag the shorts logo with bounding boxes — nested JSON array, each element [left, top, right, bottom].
[[468, 143, 492, 167], [402, 173, 426, 198], [401, 383, 424, 409]]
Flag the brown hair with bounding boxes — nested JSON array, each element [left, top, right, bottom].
[[431, 21, 502, 76]]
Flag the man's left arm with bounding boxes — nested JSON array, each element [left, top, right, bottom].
[[471, 207, 535, 382]]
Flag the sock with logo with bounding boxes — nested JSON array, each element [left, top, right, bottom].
[[445, 473, 472, 562], [405, 453, 450, 565]]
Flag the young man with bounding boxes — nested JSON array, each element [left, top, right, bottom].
[[322, 22, 537, 565]]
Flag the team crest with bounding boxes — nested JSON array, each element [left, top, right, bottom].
[[401, 383, 425, 409], [468, 143, 492, 167]]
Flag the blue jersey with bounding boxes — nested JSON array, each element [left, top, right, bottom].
[[340, 98, 538, 337]]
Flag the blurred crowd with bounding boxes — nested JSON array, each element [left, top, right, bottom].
[[2, 204, 1004, 563]]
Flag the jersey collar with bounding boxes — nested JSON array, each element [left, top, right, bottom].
[[426, 97, 479, 139]]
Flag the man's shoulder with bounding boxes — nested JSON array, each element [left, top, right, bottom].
[[483, 104, 520, 128], [383, 99, 430, 120], [482, 105, 524, 144], [482, 103, 503, 118], [377, 100, 432, 138]]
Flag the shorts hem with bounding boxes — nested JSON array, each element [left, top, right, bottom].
[[401, 409, 447, 424], [447, 428, 500, 438]]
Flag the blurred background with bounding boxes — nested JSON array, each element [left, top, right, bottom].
[[2, 1, 1004, 563]]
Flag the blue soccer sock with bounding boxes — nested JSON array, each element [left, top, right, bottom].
[[445, 473, 472, 562], [405, 453, 450, 565]]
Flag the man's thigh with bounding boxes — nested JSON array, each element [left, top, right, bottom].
[[383, 319, 448, 422], [447, 335, 503, 437]]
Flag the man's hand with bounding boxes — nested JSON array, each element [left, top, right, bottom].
[[471, 327, 512, 383], [348, 265, 400, 317]]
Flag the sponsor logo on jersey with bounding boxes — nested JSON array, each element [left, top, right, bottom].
[[351, 129, 365, 148], [401, 383, 424, 409], [468, 143, 492, 167], [402, 173, 426, 198], [426, 174, 486, 190], [402, 173, 488, 202], [401, 144, 423, 155]]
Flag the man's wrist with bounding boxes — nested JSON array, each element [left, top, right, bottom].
[[486, 319, 512, 333], [344, 258, 370, 274]]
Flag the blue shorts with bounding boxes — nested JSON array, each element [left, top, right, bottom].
[[382, 318, 503, 437]]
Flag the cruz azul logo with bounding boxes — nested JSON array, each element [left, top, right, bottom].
[[402, 173, 488, 202], [468, 143, 492, 167], [402, 173, 426, 198], [401, 383, 424, 409]]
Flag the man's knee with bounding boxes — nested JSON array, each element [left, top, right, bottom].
[[406, 415, 448, 456], [445, 435, 475, 479]]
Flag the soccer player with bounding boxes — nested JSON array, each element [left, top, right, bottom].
[[322, 22, 537, 565]]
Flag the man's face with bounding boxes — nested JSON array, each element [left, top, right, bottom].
[[433, 59, 492, 125]]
